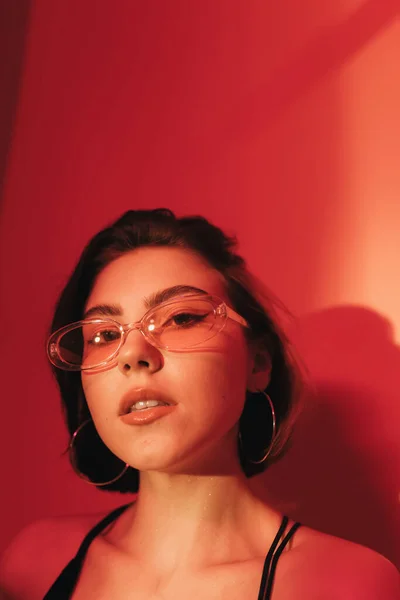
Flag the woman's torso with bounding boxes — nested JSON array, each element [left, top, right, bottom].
[[2, 501, 394, 599], [41, 503, 301, 600], [5, 502, 385, 600]]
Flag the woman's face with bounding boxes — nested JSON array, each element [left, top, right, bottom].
[[81, 246, 265, 475]]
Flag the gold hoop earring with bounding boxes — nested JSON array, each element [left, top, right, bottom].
[[69, 418, 129, 486], [238, 390, 276, 465]]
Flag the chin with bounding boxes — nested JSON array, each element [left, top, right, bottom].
[[125, 442, 179, 472]]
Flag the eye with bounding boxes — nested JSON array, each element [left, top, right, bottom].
[[87, 328, 121, 345], [165, 311, 208, 328]]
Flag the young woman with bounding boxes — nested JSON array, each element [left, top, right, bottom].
[[1, 209, 398, 599]]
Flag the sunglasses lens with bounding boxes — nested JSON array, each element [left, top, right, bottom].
[[146, 297, 218, 349], [55, 321, 122, 369]]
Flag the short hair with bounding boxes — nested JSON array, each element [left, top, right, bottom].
[[49, 209, 304, 492]]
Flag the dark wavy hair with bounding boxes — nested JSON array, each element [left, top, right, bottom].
[[49, 209, 303, 492]]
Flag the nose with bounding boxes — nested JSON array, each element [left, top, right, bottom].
[[117, 327, 163, 375]]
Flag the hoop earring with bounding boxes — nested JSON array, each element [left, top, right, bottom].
[[69, 418, 129, 486], [238, 390, 276, 465]]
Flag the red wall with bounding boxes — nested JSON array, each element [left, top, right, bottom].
[[1, 0, 399, 567]]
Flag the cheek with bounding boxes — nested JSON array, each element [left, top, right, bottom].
[[213, 331, 250, 392], [81, 372, 118, 419], [166, 336, 250, 415]]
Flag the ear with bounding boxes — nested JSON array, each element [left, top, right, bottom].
[[247, 343, 272, 392]]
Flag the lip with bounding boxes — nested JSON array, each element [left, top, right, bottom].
[[120, 405, 176, 425], [119, 387, 176, 416]]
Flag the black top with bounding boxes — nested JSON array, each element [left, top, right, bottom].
[[43, 503, 301, 600]]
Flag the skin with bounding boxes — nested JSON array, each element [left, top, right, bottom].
[[81, 246, 280, 576]]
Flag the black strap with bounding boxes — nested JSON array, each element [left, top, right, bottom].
[[42, 503, 132, 599], [257, 518, 301, 600], [74, 503, 132, 563]]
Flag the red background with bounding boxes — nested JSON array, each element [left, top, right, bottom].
[[1, 0, 399, 568]]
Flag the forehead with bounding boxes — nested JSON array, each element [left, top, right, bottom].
[[87, 247, 228, 312]]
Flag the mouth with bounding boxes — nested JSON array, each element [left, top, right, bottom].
[[119, 388, 175, 416], [128, 399, 170, 412]]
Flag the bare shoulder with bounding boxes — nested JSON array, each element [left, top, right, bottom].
[[283, 524, 400, 599], [0, 509, 107, 600]]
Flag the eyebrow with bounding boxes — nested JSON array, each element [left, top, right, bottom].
[[82, 285, 209, 320]]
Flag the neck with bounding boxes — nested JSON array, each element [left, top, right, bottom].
[[115, 468, 280, 574]]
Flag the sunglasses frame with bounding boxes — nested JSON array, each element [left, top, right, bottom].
[[47, 294, 249, 371]]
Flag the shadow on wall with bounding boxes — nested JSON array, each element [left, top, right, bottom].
[[257, 305, 400, 568]]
